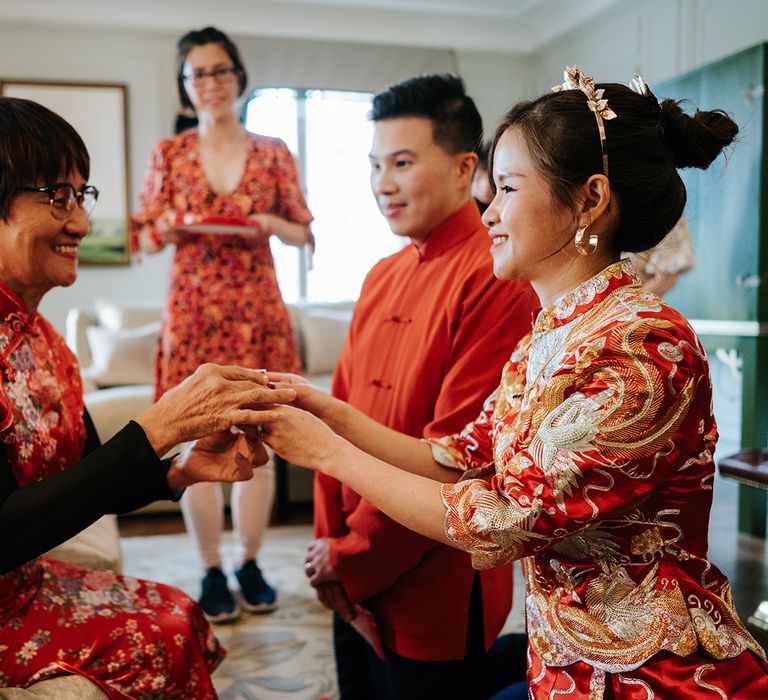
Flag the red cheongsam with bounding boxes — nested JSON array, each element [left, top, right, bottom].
[[0, 282, 224, 699]]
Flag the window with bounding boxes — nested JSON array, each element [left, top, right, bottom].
[[245, 88, 401, 303]]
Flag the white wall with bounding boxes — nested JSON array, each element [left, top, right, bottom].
[[0, 22, 180, 331], [529, 0, 768, 88], [456, 51, 533, 136]]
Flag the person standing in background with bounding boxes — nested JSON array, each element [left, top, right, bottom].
[[305, 74, 535, 699], [628, 216, 695, 295], [132, 26, 313, 623]]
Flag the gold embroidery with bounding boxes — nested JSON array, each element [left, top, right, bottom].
[[630, 527, 664, 556], [435, 260, 766, 674], [584, 564, 659, 641], [693, 663, 727, 699], [617, 674, 655, 699]]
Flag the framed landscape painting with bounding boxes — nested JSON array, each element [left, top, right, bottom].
[[0, 80, 131, 264]]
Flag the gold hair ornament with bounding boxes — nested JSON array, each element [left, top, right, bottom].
[[552, 66, 617, 177], [574, 224, 598, 256]]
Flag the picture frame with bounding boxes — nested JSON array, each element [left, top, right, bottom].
[[0, 80, 131, 265]]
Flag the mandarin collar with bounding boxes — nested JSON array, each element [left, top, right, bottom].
[[411, 200, 483, 261], [0, 281, 36, 327], [533, 259, 639, 334]]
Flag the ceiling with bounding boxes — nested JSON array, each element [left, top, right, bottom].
[[0, 0, 625, 52]]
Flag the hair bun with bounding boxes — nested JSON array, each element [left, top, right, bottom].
[[659, 98, 738, 169]]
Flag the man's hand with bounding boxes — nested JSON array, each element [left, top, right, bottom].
[[314, 581, 356, 622], [304, 538, 356, 621], [304, 538, 336, 585]]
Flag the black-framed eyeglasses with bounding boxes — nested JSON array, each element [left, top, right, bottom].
[[182, 66, 240, 87], [17, 183, 99, 219]]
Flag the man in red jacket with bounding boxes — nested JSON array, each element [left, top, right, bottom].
[[306, 74, 535, 699]]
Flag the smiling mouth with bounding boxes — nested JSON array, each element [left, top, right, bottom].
[[382, 203, 406, 216], [53, 244, 79, 254], [490, 234, 508, 246]]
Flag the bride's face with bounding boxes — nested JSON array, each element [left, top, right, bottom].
[[483, 127, 575, 282]]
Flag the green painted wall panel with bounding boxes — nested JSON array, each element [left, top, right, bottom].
[[657, 45, 768, 536], [658, 44, 765, 323]]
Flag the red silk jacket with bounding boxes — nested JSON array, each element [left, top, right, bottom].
[[314, 201, 538, 660]]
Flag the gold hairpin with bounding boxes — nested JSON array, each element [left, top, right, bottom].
[[552, 66, 616, 177]]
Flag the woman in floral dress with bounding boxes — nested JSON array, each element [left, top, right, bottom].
[[133, 27, 312, 622], [254, 69, 768, 697], [0, 97, 292, 697]]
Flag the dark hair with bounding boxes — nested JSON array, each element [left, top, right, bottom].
[[0, 97, 90, 221], [175, 112, 199, 134], [475, 139, 491, 167], [370, 74, 483, 155], [176, 26, 248, 110], [491, 83, 738, 253], [474, 139, 492, 189]]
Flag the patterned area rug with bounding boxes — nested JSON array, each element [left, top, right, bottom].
[[120, 525, 525, 700]]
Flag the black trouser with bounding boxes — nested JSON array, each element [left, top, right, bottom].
[[481, 632, 529, 700], [333, 573, 515, 700]]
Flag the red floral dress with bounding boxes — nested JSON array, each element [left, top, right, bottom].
[[0, 283, 224, 698], [429, 261, 768, 698], [133, 129, 312, 398]]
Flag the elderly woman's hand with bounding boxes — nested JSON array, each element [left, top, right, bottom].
[[244, 404, 348, 472], [135, 364, 297, 456], [166, 428, 269, 490]]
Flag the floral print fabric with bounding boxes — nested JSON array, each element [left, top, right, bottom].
[[132, 129, 312, 397], [429, 260, 768, 697], [0, 559, 222, 699], [0, 282, 224, 698]]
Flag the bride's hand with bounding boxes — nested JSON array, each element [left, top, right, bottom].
[[243, 405, 347, 471], [266, 372, 342, 423]]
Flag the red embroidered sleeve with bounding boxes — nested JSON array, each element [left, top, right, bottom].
[[438, 319, 711, 569]]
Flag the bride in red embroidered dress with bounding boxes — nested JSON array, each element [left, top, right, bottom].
[[254, 69, 768, 697], [0, 97, 296, 698]]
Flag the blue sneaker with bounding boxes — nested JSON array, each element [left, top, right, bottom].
[[235, 560, 277, 612], [199, 566, 240, 623]]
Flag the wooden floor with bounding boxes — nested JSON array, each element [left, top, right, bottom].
[[118, 504, 312, 537]]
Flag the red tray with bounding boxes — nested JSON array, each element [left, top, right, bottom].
[[175, 214, 260, 235]]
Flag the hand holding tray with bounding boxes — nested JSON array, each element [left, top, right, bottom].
[[174, 213, 263, 236]]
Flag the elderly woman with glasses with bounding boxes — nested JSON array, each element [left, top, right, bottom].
[[0, 96, 297, 698], [133, 26, 313, 623]]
